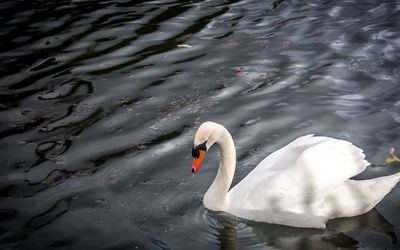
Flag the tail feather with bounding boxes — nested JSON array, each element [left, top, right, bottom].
[[323, 172, 400, 219], [351, 172, 400, 213]]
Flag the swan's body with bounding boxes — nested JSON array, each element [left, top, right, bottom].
[[191, 121, 400, 228]]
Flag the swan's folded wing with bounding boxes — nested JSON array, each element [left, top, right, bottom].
[[230, 135, 369, 210], [291, 137, 370, 200], [249, 134, 329, 175]]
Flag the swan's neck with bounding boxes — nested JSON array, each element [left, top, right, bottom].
[[203, 127, 236, 211]]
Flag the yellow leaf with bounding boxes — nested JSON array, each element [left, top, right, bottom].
[[385, 148, 400, 165]]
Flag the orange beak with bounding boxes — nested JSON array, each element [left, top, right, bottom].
[[192, 150, 206, 173]]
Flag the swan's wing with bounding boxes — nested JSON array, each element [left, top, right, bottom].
[[231, 135, 330, 195], [289, 136, 370, 200], [246, 134, 330, 176], [229, 135, 369, 211]]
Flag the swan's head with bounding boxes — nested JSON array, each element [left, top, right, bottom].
[[191, 121, 223, 173]]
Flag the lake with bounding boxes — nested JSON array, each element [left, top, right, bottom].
[[1, 0, 400, 249]]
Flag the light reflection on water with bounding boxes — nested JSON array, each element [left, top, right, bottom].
[[0, 0, 400, 249]]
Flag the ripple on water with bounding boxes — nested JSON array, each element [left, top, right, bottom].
[[1, 0, 400, 249]]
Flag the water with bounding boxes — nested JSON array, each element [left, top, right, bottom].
[[1, 0, 400, 249]]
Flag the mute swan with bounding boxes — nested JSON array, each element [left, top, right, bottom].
[[191, 121, 400, 228]]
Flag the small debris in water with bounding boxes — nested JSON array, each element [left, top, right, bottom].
[[234, 70, 247, 77], [95, 199, 108, 205], [227, 41, 240, 47], [177, 44, 192, 48], [279, 40, 291, 49], [385, 148, 400, 165]]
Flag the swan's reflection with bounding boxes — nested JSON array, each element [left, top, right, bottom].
[[211, 208, 397, 249]]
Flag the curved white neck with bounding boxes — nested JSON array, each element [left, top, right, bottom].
[[203, 127, 236, 211]]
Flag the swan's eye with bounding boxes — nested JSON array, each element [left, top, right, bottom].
[[192, 141, 207, 158], [192, 148, 200, 158]]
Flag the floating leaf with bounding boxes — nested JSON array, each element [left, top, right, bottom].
[[177, 44, 192, 48], [385, 148, 400, 165]]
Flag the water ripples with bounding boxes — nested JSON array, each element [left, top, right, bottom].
[[1, 0, 400, 249]]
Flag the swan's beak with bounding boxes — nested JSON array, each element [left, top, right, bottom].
[[192, 150, 206, 173]]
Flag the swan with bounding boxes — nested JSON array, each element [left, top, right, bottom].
[[191, 121, 400, 228]]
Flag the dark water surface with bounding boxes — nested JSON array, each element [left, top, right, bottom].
[[1, 0, 400, 249]]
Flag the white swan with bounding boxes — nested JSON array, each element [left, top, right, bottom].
[[191, 121, 400, 228]]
